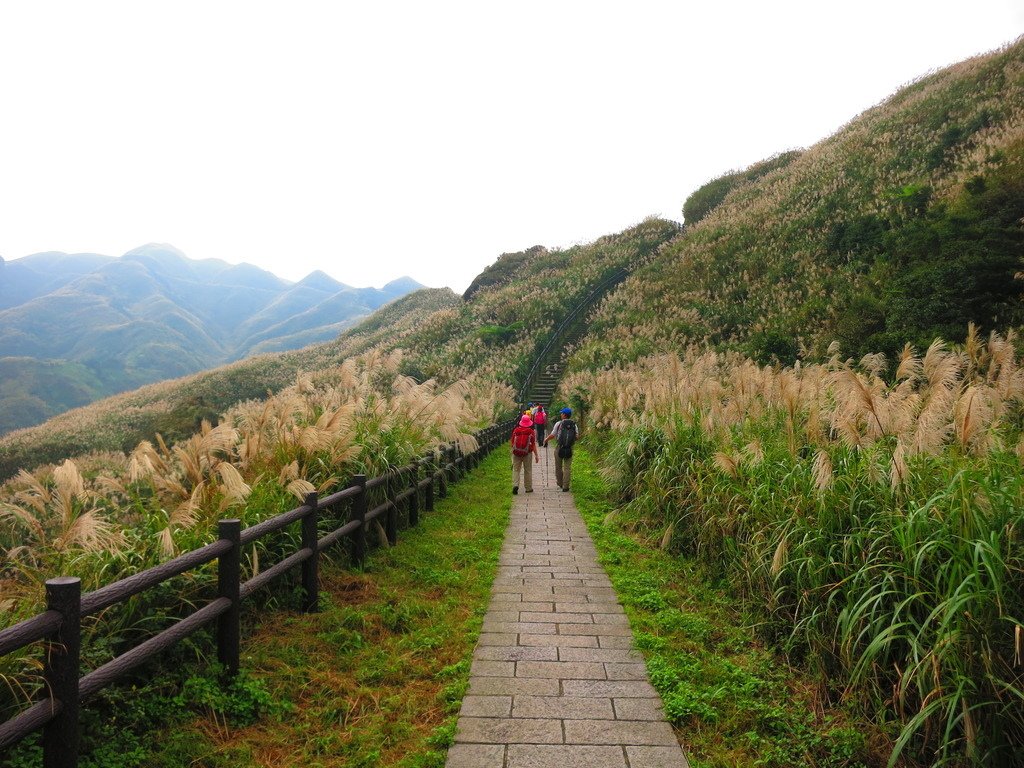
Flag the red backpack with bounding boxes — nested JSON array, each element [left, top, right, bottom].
[[535, 409, 546, 425], [511, 426, 534, 456]]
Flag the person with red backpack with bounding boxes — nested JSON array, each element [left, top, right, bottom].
[[534, 404, 547, 445], [510, 414, 539, 494]]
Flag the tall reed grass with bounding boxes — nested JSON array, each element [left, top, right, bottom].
[[0, 350, 514, 718], [563, 328, 1024, 766]]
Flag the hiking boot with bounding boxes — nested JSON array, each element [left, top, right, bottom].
[[512, 487, 518, 495], [562, 487, 570, 492], [526, 489, 534, 493]]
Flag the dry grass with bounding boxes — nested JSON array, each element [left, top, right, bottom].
[[569, 327, 1023, 466], [563, 330, 1024, 765], [0, 349, 513, 622]]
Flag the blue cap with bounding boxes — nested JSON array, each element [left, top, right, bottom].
[[560, 407, 572, 416]]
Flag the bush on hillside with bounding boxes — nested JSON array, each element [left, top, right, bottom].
[[745, 329, 800, 366], [830, 148, 1024, 358], [682, 151, 803, 225], [462, 246, 547, 300], [477, 322, 524, 346]]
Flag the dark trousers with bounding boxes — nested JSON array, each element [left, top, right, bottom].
[[535, 423, 546, 445]]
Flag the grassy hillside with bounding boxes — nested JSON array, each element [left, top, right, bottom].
[[0, 246, 422, 434], [0, 219, 677, 481], [0, 358, 108, 433], [387, 219, 679, 386], [553, 39, 1024, 768], [0, 288, 461, 480], [575, 37, 1024, 370]]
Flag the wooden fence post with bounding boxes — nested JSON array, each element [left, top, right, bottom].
[[423, 458, 435, 512], [217, 519, 241, 677], [438, 448, 448, 499], [408, 463, 419, 526], [453, 443, 464, 480], [301, 492, 319, 613], [385, 472, 398, 546], [350, 475, 367, 567], [43, 577, 80, 768]]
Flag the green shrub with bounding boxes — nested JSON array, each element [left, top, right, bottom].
[[683, 151, 802, 225], [477, 322, 524, 345]]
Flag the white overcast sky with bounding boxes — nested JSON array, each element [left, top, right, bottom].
[[1, 2, 1022, 292]]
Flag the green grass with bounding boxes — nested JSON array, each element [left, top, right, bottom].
[[570, 447, 881, 768], [34, 449, 511, 768], [147, 448, 511, 768]]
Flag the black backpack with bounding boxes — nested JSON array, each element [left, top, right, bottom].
[[557, 419, 577, 457]]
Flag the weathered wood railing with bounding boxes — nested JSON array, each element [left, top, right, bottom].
[[0, 418, 515, 766]]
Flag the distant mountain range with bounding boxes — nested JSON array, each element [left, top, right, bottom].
[[0, 244, 422, 434]]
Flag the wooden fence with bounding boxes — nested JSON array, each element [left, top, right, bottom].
[[0, 417, 516, 767]]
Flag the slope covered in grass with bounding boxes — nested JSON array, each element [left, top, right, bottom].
[[0, 219, 678, 481], [0, 288, 461, 480], [4, 448, 512, 768], [0, 246, 425, 434], [145, 449, 512, 768], [575, 37, 1024, 370], [552, 40, 1024, 768]]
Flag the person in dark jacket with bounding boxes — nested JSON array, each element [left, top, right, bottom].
[[544, 407, 578, 491]]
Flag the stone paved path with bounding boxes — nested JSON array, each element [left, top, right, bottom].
[[446, 451, 690, 768]]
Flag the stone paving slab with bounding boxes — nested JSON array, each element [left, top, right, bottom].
[[506, 745, 625, 768], [446, 455, 689, 767]]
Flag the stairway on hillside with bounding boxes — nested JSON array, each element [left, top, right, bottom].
[[520, 268, 627, 412], [525, 324, 586, 409]]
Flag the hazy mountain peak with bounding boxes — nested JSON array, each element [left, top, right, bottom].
[[123, 243, 190, 261], [382, 276, 424, 294], [297, 270, 346, 292], [0, 243, 425, 435], [210, 262, 289, 291]]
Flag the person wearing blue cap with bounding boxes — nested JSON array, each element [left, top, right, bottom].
[[543, 407, 578, 491]]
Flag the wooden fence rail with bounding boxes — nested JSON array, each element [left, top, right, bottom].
[[0, 418, 516, 766]]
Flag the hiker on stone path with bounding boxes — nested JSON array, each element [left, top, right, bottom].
[[533, 404, 547, 445], [543, 407, 578, 492], [510, 414, 540, 494]]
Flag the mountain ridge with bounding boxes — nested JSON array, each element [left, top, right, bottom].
[[0, 245, 423, 433]]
